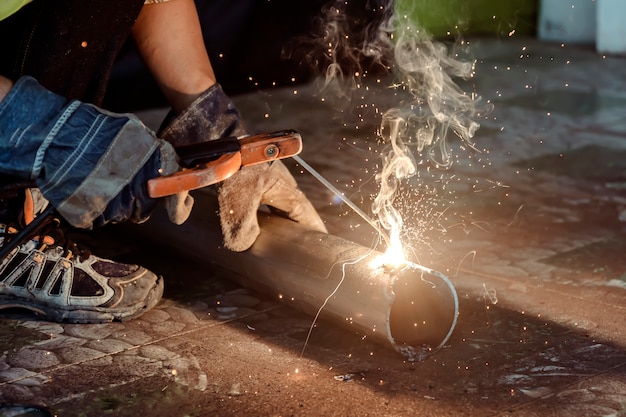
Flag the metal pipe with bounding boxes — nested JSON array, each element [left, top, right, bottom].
[[137, 190, 458, 360]]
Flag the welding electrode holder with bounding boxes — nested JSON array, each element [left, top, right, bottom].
[[0, 130, 303, 260], [147, 130, 303, 198]]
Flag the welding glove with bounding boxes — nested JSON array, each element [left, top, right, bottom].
[[0, 75, 185, 228], [159, 83, 327, 251]]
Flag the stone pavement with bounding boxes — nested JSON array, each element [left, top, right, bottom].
[[2, 37, 626, 416]]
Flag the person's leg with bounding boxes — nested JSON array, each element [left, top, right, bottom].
[[0, 187, 164, 323], [0, 74, 167, 323], [0, 0, 144, 105], [0, 0, 168, 322]]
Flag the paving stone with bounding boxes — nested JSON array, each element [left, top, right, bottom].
[[85, 339, 136, 354], [190, 301, 210, 311], [7, 348, 60, 370], [0, 355, 9, 372], [112, 355, 161, 379], [165, 306, 200, 324], [510, 260, 555, 277], [164, 356, 209, 391], [151, 320, 187, 335], [56, 346, 108, 364], [83, 356, 114, 367], [0, 384, 34, 402], [192, 309, 216, 322], [33, 335, 87, 350], [111, 329, 153, 345], [138, 308, 171, 323], [63, 323, 121, 340], [0, 368, 48, 386], [18, 322, 64, 335]]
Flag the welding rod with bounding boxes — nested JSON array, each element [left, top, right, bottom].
[[293, 155, 392, 248]]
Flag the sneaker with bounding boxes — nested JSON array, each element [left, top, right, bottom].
[[0, 189, 164, 323]]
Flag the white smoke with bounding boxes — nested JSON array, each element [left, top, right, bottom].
[[299, 1, 492, 253], [372, 11, 492, 255]]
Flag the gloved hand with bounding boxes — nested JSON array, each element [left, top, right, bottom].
[[157, 140, 194, 225], [218, 160, 327, 251], [0, 76, 173, 228], [159, 83, 327, 251]]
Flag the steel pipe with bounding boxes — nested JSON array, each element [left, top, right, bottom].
[[139, 190, 458, 360]]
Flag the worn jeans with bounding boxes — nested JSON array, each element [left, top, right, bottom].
[[0, 76, 162, 228]]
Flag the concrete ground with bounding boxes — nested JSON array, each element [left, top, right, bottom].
[[2, 37, 626, 416]]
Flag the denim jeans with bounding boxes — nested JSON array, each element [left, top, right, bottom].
[[0, 76, 161, 229]]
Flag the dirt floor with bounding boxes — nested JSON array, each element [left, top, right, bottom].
[[2, 37, 626, 416]]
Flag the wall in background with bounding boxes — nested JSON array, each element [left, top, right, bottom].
[[395, 0, 538, 38]]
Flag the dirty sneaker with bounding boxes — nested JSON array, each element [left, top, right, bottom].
[[0, 190, 164, 323]]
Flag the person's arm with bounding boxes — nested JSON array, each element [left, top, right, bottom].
[[0, 75, 12, 103], [132, 0, 327, 250], [131, 0, 216, 113]]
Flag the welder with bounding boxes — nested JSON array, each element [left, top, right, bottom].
[[0, 0, 326, 323]]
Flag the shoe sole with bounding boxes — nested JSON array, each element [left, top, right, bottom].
[[0, 275, 164, 324]]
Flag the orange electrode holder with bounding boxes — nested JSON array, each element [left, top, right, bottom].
[[147, 130, 303, 198]]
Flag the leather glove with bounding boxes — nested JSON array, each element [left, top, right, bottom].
[[157, 140, 193, 225], [218, 160, 327, 251], [159, 83, 327, 251]]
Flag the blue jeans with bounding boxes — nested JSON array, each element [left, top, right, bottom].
[[0, 76, 161, 228]]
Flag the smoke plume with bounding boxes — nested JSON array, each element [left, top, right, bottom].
[[293, 0, 492, 252]]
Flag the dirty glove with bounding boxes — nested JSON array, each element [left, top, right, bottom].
[[159, 83, 327, 251], [0, 75, 183, 228], [158, 141, 194, 225], [218, 160, 327, 251]]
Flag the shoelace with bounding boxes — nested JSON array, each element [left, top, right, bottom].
[[0, 217, 92, 263], [1, 222, 20, 244], [36, 221, 93, 262]]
